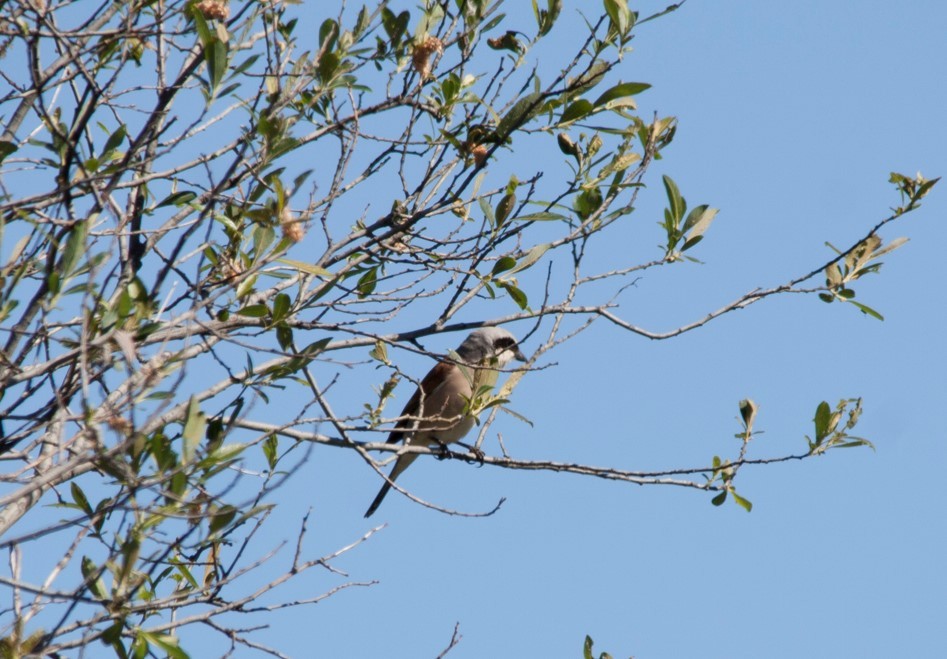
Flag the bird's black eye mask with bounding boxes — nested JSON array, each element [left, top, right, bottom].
[[492, 336, 517, 352]]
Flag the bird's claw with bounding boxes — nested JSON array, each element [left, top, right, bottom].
[[456, 441, 485, 466], [432, 438, 451, 461]]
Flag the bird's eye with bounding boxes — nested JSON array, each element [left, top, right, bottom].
[[493, 337, 516, 351]]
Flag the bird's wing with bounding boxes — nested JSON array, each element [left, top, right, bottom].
[[385, 360, 455, 444]]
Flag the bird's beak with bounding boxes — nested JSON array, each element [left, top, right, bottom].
[[513, 346, 527, 362]]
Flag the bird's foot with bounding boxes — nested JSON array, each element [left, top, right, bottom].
[[456, 441, 485, 466], [432, 438, 452, 461]]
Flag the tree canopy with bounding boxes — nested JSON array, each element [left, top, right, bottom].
[[0, 0, 937, 656]]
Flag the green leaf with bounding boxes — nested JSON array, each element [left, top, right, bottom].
[[318, 51, 340, 84], [662, 175, 685, 222], [71, 482, 93, 516], [381, 8, 410, 43], [262, 434, 279, 470], [299, 337, 331, 358], [276, 258, 331, 277], [569, 60, 609, 96], [604, 0, 633, 37], [272, 293, 291, 322], [731, 491, 753, 512], [574, 187, 603, 220], [509, 243, 551, 274], [357, 266, 378, 298], [369, 340, 389, 364], [138, 631, 188, 659], [60, 220, 90, 277], [534, 0, 563, 36], [681, 235, 703, 251], [711, 491, 727, 506], [319, 19, 339, 51], [593, 81, 650, 107], [496, 91, 543, 140], [739, 398, 758, 429], [209, 504, 237, 535], [0, 140, 17, 163], [500, 282, 529, 309], [479, 195, 496, 227], [682, 204, 717, 237], [156, 190, 197, 208], [236, 304, 268, 318], [276, 325, 293, 351], [102, 124, 127, 155], [206, 37, 229, 97], [495, 192, 516, 227], [849, 300, 884, 321], [182, 396, 206, 464], [492, 256, 517, 275], [514, 211, 568, 222], [813, 401, 831, 442], [560, 99, 594, 124], [81, 556, 107, 599]]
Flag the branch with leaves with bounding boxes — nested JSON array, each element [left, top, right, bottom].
[[0, 0, 936, 655]]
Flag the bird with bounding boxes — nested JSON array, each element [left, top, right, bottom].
[[364, 327, 527, 517]]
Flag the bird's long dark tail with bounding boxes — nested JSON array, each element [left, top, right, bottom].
[[364, 480, 393, 518]]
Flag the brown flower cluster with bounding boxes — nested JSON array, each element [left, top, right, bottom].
[[411, 36, 443, 79], [280, 207, 305, 243], [195, 0, 229, 21], [468, 143, 488, 168]]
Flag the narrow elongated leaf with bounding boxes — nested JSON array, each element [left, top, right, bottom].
[[103, 124, 127, 154], [731, 491, 753, 512], [849, 300, 884, 321], [206, 38, 228, 97], [509, 243, 551, 274], [870, 236, 908, 259], [514, 211, 568, 222], [560, 99, 594, 124], [683, 204, 717, 236], [208, 505, 237, 535], [60, 220, 89, 277], [593, 82, 650, 107], [814, 401, 831, 442], [156, 191, 197, 208], [277, 258, 330, 277], [495, 192, 516, 227], [81, 557, 107, 599], [236, 304, 268, 317], [492, 256, 517, 275], [71, 482, 93, 516], [496, 91, 542, 139], [262, 434, 279, 470], [181, 397, 206, 464], [272, 293, 291, 322], [662, 175, 685, 222]]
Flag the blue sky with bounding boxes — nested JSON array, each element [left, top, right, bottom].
[[7, 1, 944, 657], [250, 2, 946, 658]]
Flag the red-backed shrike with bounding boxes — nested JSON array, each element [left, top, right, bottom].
[[364, 327, 526, 517]]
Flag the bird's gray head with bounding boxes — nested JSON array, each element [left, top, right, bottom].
[[455, 327, 527, 366]]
